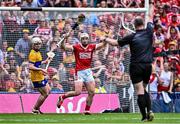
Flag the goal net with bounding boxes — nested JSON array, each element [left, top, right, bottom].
[[0, 6, 149, 113]]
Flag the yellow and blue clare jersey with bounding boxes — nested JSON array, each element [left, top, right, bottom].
[[29, 49, 44, 82]]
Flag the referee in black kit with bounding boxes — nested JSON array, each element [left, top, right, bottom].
[[100, 1, 155, 122]]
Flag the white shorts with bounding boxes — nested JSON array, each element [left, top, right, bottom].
[[76, 69, 95, 83]]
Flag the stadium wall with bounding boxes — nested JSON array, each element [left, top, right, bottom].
[[0, 93, 120, 113]]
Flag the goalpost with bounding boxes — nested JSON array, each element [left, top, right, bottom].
[[0, 0, 150, 113]]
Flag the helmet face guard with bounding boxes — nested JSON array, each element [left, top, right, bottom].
[[80, 33, 89, 41]]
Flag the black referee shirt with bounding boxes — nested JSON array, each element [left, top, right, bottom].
[[118, 22, 154, 63]]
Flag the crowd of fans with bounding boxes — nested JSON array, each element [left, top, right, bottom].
[[0, 0, 179, 95], [0, 0, 146, 8]]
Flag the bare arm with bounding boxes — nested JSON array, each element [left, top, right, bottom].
[[104, 37, 119, 46], [61, 39, 73, 51], [0, 63, 8, 74], [95, 41, 107, 50], [47, 0, 54, 6], [91, 65, 106, 71], [175, 26, 180, 39], [168, 72, 174, 93], [42, 57, 52, 64], [147, 0, 154, 23], [100, 36, 122, 46], [120, 0, 127, 8], [93, 68, 104, 78], [103, 43, 109, 58], [90, 0, 94, 7], [166, 26, 171, 39]]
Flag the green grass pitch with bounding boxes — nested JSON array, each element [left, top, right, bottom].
[[0, 113, 180, 124]]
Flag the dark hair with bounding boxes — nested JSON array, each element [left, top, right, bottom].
[[134, 17, 144, 28]]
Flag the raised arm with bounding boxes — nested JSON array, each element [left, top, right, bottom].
[[99, 36, 119, 46], [147, 0, 154, 23], [95, 40, 107, 50], [61, 38, 73, 51]]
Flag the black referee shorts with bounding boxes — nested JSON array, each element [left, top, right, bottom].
[[130, 63, 152, 84]]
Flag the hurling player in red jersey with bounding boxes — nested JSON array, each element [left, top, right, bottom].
[[56, 32, 106, 114]]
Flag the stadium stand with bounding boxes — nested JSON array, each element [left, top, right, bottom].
[[0, 0, 179, 113]]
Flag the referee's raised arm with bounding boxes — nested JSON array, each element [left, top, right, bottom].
[[147, 0, 155, 23]]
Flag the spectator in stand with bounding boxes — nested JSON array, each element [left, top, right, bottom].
[[15, 11, 25, 26], [124, 13, 135, 31], [149, 59, 159, 93], [174, 73, 180, 92], [73, 0, 88, 7], [123, 73, 131, 82], [0, 48, 8, 75], [18, 61, 33, 93], [8, 56, 18, 74], [157, 5, 168, 27], [63, 51, 75, 81], [3, 11, 20, 47], [15, 29, 31, 66], [50, 75, 64, 93], [0, 49, 5, 70], [46, 0, 60, 7], [1, 0, 15, 7], [92, 60, 106, 86], [97, 0, 107, 8], [166, 5, 180, 26], [165, 25, 180, 50], [58, 0, 71, 7], [95, 78, 107, 93], [23, 12, 39, 34], [7, 47, 16, 61], [153, 25, 165, 46], [14, 0, 22, 7], [0, 16, 3, 46], [155, 58, 174, 93], [55, 14, 65, 33], [84, 13, 100, 26], [169, 14, 179, 27], [153, 13, 167, 31], [5, 73, 17, 92], [20, 76, 34, 93], [22, 0, 39, 7], [33, 18, 53, 51], [1, 41, 9, 64], [58, 63, 67, 82], [95, 20, 109, 37]]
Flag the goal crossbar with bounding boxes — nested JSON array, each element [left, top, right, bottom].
[[0, 7, 148, 12]]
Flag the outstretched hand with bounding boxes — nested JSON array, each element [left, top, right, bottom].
[[99, 36, 106, 42]]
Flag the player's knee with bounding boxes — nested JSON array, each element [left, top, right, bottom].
[[88, 90, 95, 97]]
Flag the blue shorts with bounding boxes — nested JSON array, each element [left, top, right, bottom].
[[77, 69, 95, 83], [33, 79, 48, 88]]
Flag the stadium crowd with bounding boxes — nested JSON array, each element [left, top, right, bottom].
[[0, 0, 179, 99], [0, 0, 149, 8]]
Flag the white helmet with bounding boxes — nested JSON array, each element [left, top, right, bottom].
[[80, 33, 89, 40], [31, 37, 42, 44]]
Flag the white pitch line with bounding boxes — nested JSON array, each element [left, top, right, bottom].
[[132, 117, 180, 120]]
